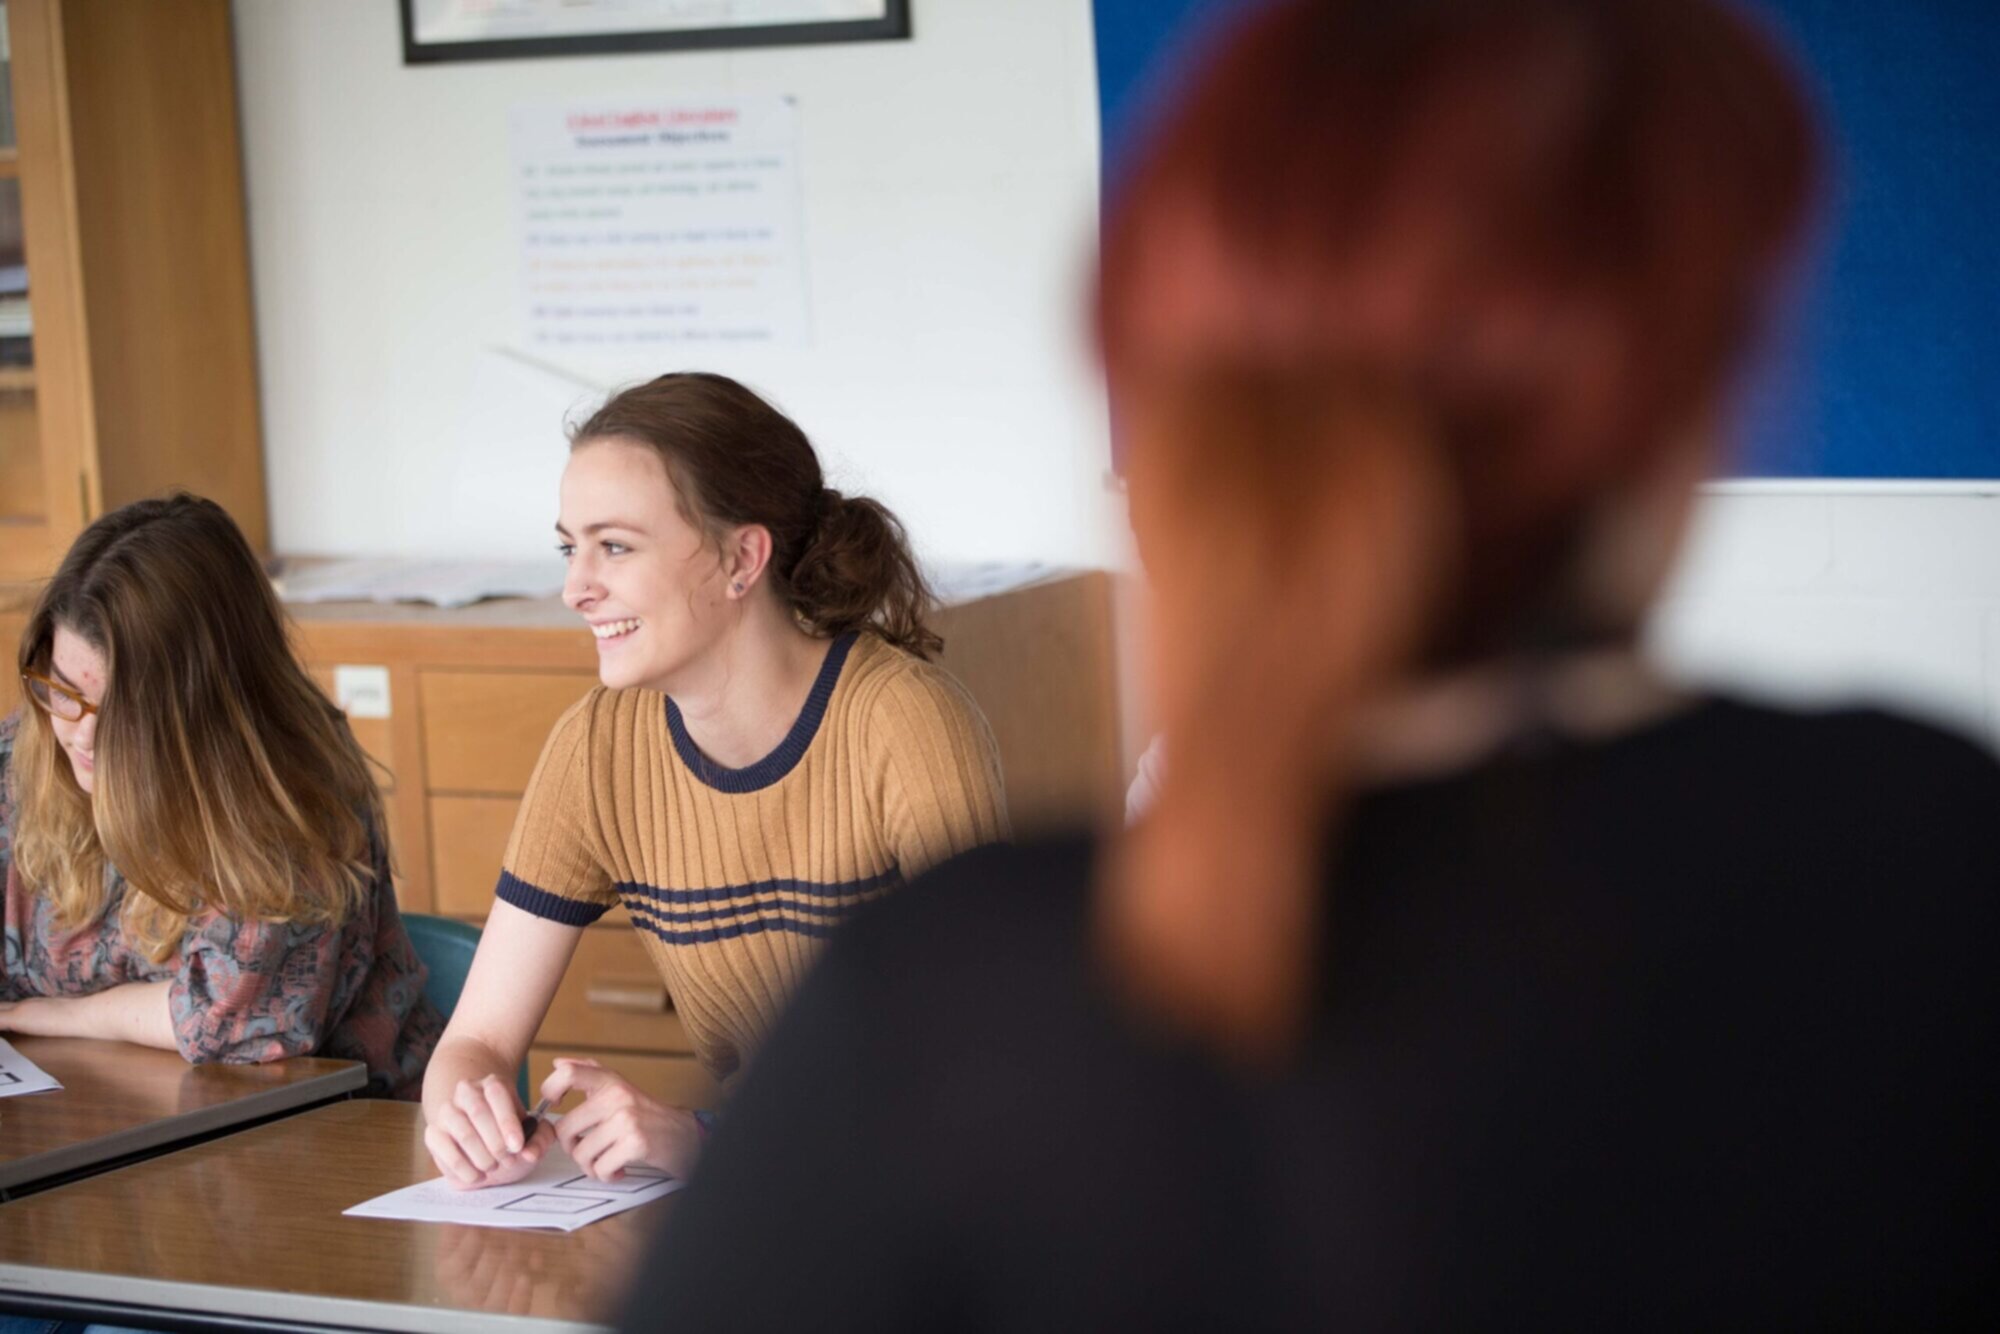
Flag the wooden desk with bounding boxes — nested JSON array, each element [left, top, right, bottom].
[[0, 1100, 659, 1334], [0, 1037, 364, 1200]]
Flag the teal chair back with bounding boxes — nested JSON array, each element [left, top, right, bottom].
[[403, 912, 530, 1105]]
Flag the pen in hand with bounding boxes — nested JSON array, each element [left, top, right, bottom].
[[518, 1094, 554, 1143]]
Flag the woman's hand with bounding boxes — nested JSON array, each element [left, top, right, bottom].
[[0, 996, 72, 1036], [539, 1057, 704, 1182], [424, 1072, 556, 1189], [418, 903, 587, 1188]]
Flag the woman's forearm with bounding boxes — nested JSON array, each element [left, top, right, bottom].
[[423, 1033, 522, 1122], [420, 901, 583, 1125], [78, 980, 178, 1048], [0, 981, 180, 1049]]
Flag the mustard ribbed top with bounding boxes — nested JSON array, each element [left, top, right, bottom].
[[496, 633, 1009, 1083]]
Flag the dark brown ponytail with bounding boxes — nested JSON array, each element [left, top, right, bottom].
[[790, 487, 941, 659], [571, 373, 942, 659]]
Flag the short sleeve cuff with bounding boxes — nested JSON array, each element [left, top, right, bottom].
[[495, 871, 613, 926]]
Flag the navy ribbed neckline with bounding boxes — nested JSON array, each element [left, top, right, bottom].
[[665, 633, 858, 794]]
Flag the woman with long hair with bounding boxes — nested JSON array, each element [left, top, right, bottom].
[[0, 494, 439, 1096], [617, 1, 1998, 1327], [422, 372, 1008, 1187]]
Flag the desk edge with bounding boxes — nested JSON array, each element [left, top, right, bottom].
[[0, 1061, 367, 1191]]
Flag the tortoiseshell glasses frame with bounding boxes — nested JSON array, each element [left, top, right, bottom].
[[20, 672, 100, 723]]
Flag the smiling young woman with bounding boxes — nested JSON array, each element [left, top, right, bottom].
[[0, 494, 440, 1095], [420, 373, 1008, 1189]]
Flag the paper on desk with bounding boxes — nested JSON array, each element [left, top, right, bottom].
[[344, 1147, 682, 1232], [0, 1038, 62, 1098]]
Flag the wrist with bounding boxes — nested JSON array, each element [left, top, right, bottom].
[[9, 995, 75, 1038], [653, 1106, 708, 1178], [423, 1041, 510, 1116]]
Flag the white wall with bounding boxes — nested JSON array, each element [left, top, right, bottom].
[[233, 0, 1119, 568], [1106, 487, 2000, 774], [1650, 487, 2000, 752]]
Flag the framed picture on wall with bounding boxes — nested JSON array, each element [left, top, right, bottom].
[[402, 0, 911, 65]]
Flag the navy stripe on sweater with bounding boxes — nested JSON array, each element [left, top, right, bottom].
[[497, 867, 903, 932], [495, 872, 614, 926], [626, 895, 880, 927], [630, 912, 841, 946], [665, 632, 857, 793], [614, 866, 902, 908]]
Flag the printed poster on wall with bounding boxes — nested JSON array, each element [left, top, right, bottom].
[[511, 96, 809, 349]]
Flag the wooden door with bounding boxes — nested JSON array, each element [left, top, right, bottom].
[[0, 0, 96, 579]]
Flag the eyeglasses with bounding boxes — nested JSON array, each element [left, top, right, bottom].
[[20, 672, 100, 723]]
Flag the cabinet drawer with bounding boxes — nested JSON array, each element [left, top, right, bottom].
[[539, 926, 693, 1054], [431, 793, 632, 929], [0, 616, 25, 712], [528, 1048, 720, 1114], [420, 670, 596, 794], [431, 795, 518, 917]]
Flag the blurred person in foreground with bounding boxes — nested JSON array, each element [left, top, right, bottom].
[[619, 0, 1999, 1327]]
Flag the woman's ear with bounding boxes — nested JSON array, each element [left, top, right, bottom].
[[723, 524, 775, 598]]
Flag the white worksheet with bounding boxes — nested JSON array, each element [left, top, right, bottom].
[[344, 1147, 682, 1232], [0, 1038, 62, 1098]]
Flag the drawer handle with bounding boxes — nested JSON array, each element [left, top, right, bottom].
[[585, 975, 669, 1014]]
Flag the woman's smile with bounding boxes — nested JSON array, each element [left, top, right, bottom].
[[590, 617, 643, 647]]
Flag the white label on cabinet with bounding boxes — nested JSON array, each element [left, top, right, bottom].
[[333, 665, 392, 719]]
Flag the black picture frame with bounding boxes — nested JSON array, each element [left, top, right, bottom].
[[400, 0, 911, 65]]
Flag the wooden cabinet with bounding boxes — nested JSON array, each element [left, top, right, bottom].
[[0, 608, 20, 709], [419, 672, 596, 794], [0, 0, 263, 580], [428, 796, 523, 916], [288, 571, 1122, 1110]]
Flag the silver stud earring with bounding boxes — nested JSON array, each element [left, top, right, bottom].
[[732, 581, 744, 594]]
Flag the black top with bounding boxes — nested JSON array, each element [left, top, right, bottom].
[[622, 699, 2000, 1330]]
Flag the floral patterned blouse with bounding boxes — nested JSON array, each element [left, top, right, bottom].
[[0, 713, 440, 1097]]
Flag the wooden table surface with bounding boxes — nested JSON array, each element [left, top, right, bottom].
[[0, 1036, 365, 1196], [0, 1099, 669, 1334]]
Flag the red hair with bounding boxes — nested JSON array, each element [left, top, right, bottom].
[[1097, 0, 1820, 1056]]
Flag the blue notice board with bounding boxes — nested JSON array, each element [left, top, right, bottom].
[[1092, 0, 1999, 481]]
